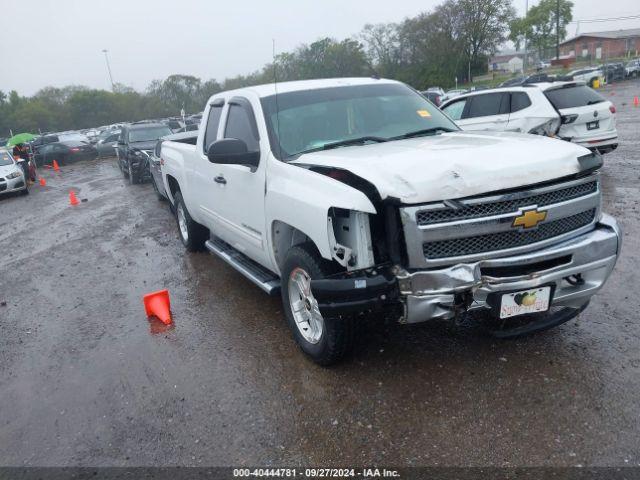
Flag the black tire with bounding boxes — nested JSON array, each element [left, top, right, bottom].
[[280, 243, 355, 366], [21, 187, 29, 196], [128, 161, 139, 185], [173, 191, 208, 251], [121, 158, 129, 178]]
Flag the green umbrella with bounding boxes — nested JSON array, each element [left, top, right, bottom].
[[6, 133, 36, 147]]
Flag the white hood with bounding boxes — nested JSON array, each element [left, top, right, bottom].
[[0, 163, 21, 177], [292, 131, 591, 204]]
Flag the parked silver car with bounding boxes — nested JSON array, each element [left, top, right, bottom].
[[0, 149, 28, 196]]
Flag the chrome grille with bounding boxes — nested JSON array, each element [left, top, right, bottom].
[[422, 209, 596, 259], [400, 174, 602, 268], [416, 181, 598, 225]]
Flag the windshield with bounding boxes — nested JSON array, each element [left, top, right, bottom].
[[128, 126, 172, 143], [544, 85, 605, 109], [0, 150, 14, 166], [260, 83, 459, 160]]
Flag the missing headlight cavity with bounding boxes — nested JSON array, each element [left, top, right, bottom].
[[328, 208, 375, 271]]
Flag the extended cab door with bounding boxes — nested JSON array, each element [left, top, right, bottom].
[[202, 96, 270, 266]]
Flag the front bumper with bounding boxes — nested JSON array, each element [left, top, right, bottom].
[[311, 215, 620, 325], [397, 215, 620, 323], [0, 173, 27, 194]]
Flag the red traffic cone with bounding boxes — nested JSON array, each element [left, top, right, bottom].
[[634, 96, 639, 107], [69, 190, 79, 206], [143, 289, 172, 325], [53, 160, 60, 172], [39, 177, 46, 186]]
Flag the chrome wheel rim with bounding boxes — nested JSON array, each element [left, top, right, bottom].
[[288, 267, 324, 344], [177, 203, 188, 241]]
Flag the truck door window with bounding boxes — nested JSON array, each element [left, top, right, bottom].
[[510, 92, 532, 113], [224, 104, 259, 152], [203, 105, 223, 154]]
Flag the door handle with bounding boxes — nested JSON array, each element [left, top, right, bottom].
[[214, 175, 227, 185]]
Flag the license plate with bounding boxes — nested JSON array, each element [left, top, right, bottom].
[[499, 287, 551, 319], [586, 120, 600, 130]]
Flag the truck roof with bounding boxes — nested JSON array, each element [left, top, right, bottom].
[[210, 77, 401, 101]]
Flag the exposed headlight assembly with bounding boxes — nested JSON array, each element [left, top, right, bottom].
[[6, 171, 22, 179]]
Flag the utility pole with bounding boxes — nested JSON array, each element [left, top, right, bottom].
[[523, 0, 529, 73], [555, 0, 560, 60], [102, 49, 115, 91]]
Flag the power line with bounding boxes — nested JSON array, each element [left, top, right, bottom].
[[568, 14, 640, 24]]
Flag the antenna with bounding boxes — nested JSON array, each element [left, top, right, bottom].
[[272, 39, 284, 160]]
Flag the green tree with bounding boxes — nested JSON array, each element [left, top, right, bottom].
[[510, 0, 573, 59]]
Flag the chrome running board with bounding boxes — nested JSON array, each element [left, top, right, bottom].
[[205, 237, 281, 295]]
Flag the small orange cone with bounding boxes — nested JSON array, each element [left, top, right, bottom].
[[69, 190, 79, 206], [39, 177, 46, 186], [53, 160, 60, 172], [143, 289, 172, 325], [634, 96, 639, 107]]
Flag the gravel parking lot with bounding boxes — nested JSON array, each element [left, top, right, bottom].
[[1, 78, 639, 468]]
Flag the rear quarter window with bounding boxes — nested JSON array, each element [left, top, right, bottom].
[[510, 92, 532, 113], [545, 86, 605, 109]]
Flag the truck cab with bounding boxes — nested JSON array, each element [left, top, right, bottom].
[[161, 78, 620, 365]]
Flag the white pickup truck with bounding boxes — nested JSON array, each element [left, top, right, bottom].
[[161, 77, 620, 365]]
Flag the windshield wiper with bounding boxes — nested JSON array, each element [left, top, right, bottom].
[[391, 127, 457, 140], [293, 136, 388, 157], [321, 136, 388, 150]]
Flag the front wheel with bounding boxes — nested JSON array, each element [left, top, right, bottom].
[[173, 191, 208, 251], [128, 161, 139, 185], [281, 243, 355, 366]]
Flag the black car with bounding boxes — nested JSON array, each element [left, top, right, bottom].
[[148, 139, 168, 201], [32, 141, 98, 166], [602, 63, 625, 82], [116, 123, 172, 184]]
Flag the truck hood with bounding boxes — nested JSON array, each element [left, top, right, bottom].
[[291, 131, 591, 204]]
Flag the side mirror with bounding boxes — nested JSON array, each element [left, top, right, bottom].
[[207, 138, 259, 169]]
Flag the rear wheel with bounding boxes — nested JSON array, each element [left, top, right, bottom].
[[173, 191, 208, 251], [281, 243, 355, 366]]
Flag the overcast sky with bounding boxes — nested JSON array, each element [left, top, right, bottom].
[[1, 0, 639, 96]]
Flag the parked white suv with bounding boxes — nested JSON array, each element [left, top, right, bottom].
[[161, 78, 620, 365], [441, 82, 618, 154]]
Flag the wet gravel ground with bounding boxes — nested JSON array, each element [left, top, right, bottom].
[[1, 79, 639, 468]]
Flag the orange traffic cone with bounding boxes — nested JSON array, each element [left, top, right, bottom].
[[69, 190, 79, 206], [53, 160, 60, 172], [634, 96, 639, 107], [143, 289, 172, 325], [39, 177, 46, 186]]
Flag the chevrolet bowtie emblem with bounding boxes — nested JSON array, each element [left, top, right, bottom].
[[513, 209, 547, 229]]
